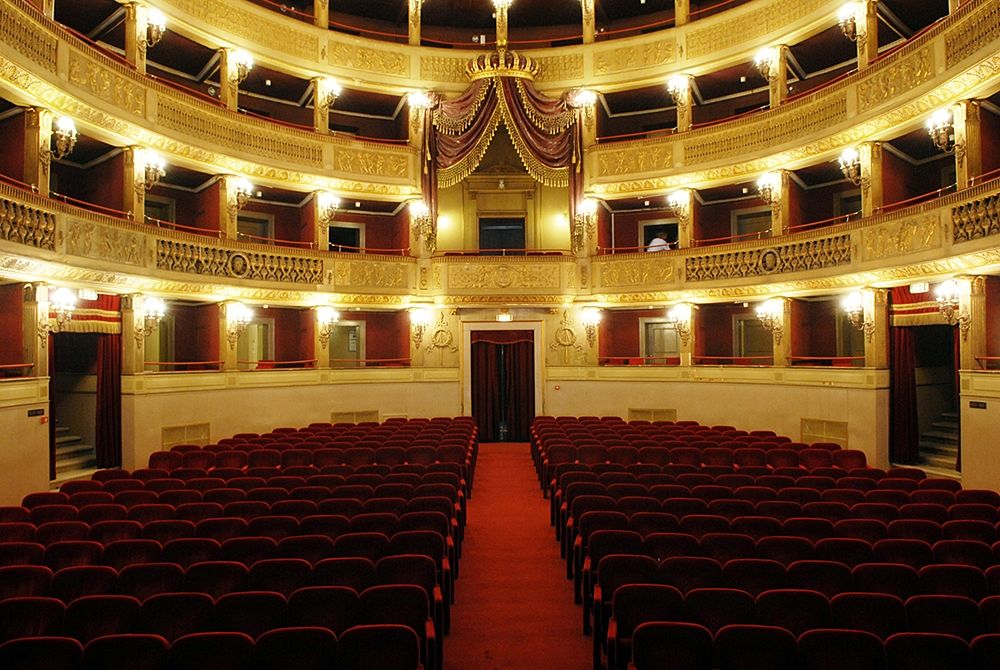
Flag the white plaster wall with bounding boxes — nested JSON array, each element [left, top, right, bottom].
[[0, 381, 51, 505], [122, 380, 463, 470], [543, 379, 890, 468], [959, 372, 1000, 490]]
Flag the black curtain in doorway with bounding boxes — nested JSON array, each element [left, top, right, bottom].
[[470, 331, 534, 442]]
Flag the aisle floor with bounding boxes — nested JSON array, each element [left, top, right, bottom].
[[444, 443, 593, 670]]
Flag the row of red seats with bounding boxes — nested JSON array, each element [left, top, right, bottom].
[[0, 625, 424, 670], [625, 621, 993, 670], [604, 583, 1000, 670], [149, 444, 472, 472], [1, 577, 442, 668]]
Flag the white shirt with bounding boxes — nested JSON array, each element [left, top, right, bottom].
[[646, 237, 668, 252]]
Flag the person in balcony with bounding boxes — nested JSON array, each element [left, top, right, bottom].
[[646, 231, 669, 252]]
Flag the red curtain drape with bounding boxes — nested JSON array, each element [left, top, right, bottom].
[[889, 325, 919, 464], [471, 340, 499, 442], [48, 335, 56, 479], [503, 339, 535, 442], [95, 333, 122, 468], [954, 326, 961, 472]]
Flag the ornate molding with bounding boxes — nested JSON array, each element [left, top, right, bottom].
[[0, 0, 56, 72], [419, 56, 468, 84], [685, 234, 852, 282], [953, 192, 1000, 243], [332, 258, 409, 289], [447, 262, 562, 290], [156, 240, 324, 284], [945, 0, 1000, 68], [534, 54, 585, 82], [66, 220, 144, 266], [333, 147, 409, 179], [328, 41, 408, 77], [857, 47, 933, 113], [597, 142, 673, 177], [685, 0, 829, 59], [597, 257, 675, 288], [0, 196, 55, 251], [861, 214, 942, 262], [594, 39, 675, 76], [68, 50, 146, 117]]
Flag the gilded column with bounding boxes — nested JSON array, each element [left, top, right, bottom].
[[495, 0, 510, 50], [312, 77, 331, 134], [23, 107, 51, 197], [964, 276, 986, 371], [123, 4, 147, 75], [677, 304, 695, 367], [668, 188, 694, 249], [953, 100, 982, 190], [219, 49, 240, 112], [866, 288, 888, 368], [122, 146, 146, 222], [22, 284, 46, 378], [675, 0, 690, 26], [121, 295, 145, 375], [221, 302, 239, 371], [314, 0, 329, 29], [766, 45, 789, 108], [669, 75, 693, 133], [40, 0, 55, 18], [857, 0, 879, 70], [770, 170, 791, 236], [221, 175, 241, 239], [408, 0, 421, 46], [312, 307, 329, 369], [581, 0, 595, 44], [860, 141, 883, 217]]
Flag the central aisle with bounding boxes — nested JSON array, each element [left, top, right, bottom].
[[444, 443, 593, 670]]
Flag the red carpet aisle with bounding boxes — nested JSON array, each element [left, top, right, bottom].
[[445, 443, 592, 670]]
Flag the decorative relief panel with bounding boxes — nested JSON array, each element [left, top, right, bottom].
[[595, 39, 674, 76], [0, 0, 56, 72], [862, 215, 941, 261], [0, 197, 55, 251], [333, 147, 409, 179], [68, 51, 146, 117], [534, 54, 585, 82], [683, 94, 847, 164], [685, 235, 852, 282], [448, 262, 561, 290], [598, 257, 675, 288], [597, 143, 673, 177], [156, 99, 324, 168], [156, 240, 324, 284], [66, 220, 144, 266], [857, 47, 933, 112], [953, 193, 1000, 242], [332, 258, 408, 289], [685, 0, 828, 58], [946, 0, 1000, 68], [328, 41, 408, 77], [419, 56, 468, 84], [164, 0, 318, 61]]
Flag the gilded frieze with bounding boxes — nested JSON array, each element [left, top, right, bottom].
[[333, 147, 409, 180], [597, 257, 675, 288], [156, 240, 324, 284], [447, 262, 561, 290], [0, 197, 55, 251], [857, 47, 933, 112], [68, 51, 145, 117], [596, 144, 673, 177], [534, 54, 585, 82], [685, 0, 829, 59], [683, 93, 847, 164], [953, 193, 1000, 243], [155, 98, 324, 168], [66, 220, 144, 266], [163, 0, 318, 61], [419, 56, 468, 84], [328, 41, 408, 77], [685, 235, 852, 282], [594, 39, 675, 76], [861, 215, 941, 262], [945, 0, 1000, 68], [332, 259, 409, 290], [0, 0, 56, 72]]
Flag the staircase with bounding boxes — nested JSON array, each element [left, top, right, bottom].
[[53, 424, 98, 483], [918, 410, 960, 472]]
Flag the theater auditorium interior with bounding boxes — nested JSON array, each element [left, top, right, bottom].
[[0, 0, 999, 667]]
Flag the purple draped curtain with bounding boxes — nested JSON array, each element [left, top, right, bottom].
[[471, 340, 499, 442], [95, 333, 122, 468], [503, 339, 535, 442], [889, 326, 919, 464]]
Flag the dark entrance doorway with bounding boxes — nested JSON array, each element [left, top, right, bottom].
[[479, 217, 525, 254], [470, 330, 534, 442]]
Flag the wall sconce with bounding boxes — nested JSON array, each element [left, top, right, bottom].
[[580, 307, 602, 348], [491, 0, 514, 10], [407, 90, 439, 111], [926, 108, 956, 154], [142, 7, 167, 51], [666, 189, 690, 228], [666, 74, 690, 104], [756, 172, 781, 205], [226, 301, 254, 349], [38, 287, 78, 342], [41, 116, 78, 172], [409, 200, 435, 252], [841, 290, 874, 342], [837, 147, 864, 186], [229, 49, 254, 86], [935, 279, 971, 340], [317, 78, 342, 110], [496, 308, 513, 322], [566, 88, 597, 109], [316, 306, 340, 349], [754, 47, 779, 81], [410, 307, 433, 348], [755, 298, 784, 344], [230, 177, 254, 215], [135, 296, 166, 343], [666, 303, 692, 346], [838, 2, 859, 41], [317, 191, 340, 226], [136, 149, 166, 192], [573, 197, 599, 254]]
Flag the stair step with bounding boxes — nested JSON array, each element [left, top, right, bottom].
[[55, 426, 70, 435], [920, 442, 958, 457], [931, 421, 960, 432], [941, 411, 960, 421], [56, 443, 94, 459], [51, 468, 100, 487], [921, 454, 959, 471], [55, 454, 98, 473], [921, 430, 960, 444], [55, 434, 83, 446]]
